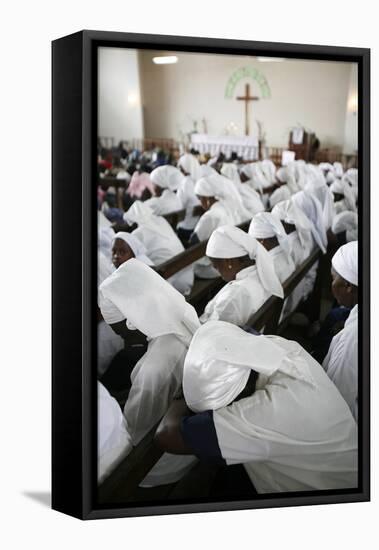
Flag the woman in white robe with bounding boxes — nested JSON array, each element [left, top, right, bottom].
[[330, 179, 357, 215], [144, 165, 183, 216], [99, 259, 200, 486], [332, 211, 358, 243], [248, 212, 295, 283], [176, 154, 202, 236], [240, 162, 272, 208], [271, 199, 315, 315], [304, 178, 336, 231], [221, 163, 265, 217], [98, 381, 132, 483], [323, 241, 358, 420], [268, 184, 291, 209], [191, 176, 241, 279], [123, 201, 194, 295], [155, 321, 357, 494], [200, 225, 283, 326]]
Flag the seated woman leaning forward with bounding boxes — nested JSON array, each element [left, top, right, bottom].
[[144, 165, 183, 216], [123, 201, 194, 295], [249, 212, 295, 284], [154, 320, 358, 494], [98, 259, 200, 487], [200, 225, 283, 326]]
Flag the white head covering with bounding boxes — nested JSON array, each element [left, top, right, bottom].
[[178, 154, 201, 181], [269, 185, 291, 208], [199, 165, 218, 177], [304, 180, 336, 229], [271, 199, 313, 248], [292, 191, 327, 253], [150, 165, 183, 191], [248, 212, 290, 254], [99, 258, 200, 343], [330, 180, 357, 212], [332, 211, 358, 241], [333, 162, 344, 178], [221, 163, 241, 185], [195, 174, 251, 222], [112, 232, 153, 265], [330, 180, 344, 195], [123, 201, 171, 239], [331, 241, 358, 286], [183, 321, 314, 412], [206, 225, 284, 298]]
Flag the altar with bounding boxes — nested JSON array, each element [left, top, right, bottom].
[[190, 133, 260, 160]]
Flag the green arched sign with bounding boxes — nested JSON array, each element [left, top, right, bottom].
[[225, 67, 271, 99]]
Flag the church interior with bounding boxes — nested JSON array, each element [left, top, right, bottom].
[[96, 46, 359, 506]]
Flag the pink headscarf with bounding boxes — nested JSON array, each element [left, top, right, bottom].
[[127, 171, 156, 199]]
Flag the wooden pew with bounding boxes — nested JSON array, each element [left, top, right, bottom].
[[245, 247, 322, 334], [98, 246, 323, 504]]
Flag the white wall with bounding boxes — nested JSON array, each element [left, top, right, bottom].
[[140, 50, 355, 149], [343, 63, 358, 154], [98, 47, 144, 143]]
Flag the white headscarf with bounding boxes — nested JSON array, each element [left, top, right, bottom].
[[292, 191, 327, 253], [330, 180, 357, 212], [99, 258, 200, 344], [332, 211, 358, 241], [123, 201, 172, 239], [112, 232, 153, 265], [332, 241, 358, 286], [178, 154, 201, 181], [195, 174, 251, 223], [304, 179, 336, 230], [150, 165, 183, 191], [206, 225, 284, 298], [199, 165, 218, 177], [221, 163, 241, 185], [241, 163, 270, 193], [248, 212, 290, 254], [271, 199, 313, 248], [269, 185, 291, 208], [183, 321, 314, 412], [333, 162, 344, 178]]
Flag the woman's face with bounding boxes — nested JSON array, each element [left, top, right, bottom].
[[197, 195, 216, 211], [331, 267, 354, 307], [209, 257, 239, 282], [112, 238, 135, 269]]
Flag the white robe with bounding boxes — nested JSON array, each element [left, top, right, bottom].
[[323, 305, 358, 421], [269, 245, 295, 284], [176, 175, 201, 231], [200, 265, 270, 326], [132, 221, 194, 295], [124, 334, 197, 487], [237, 184, 265, 217], [193, 201, 236, 279], [98, 382, 132, 483], [213, 337, 358, 493], [144, 189, 182, 216], [280, 232, 308, 319]]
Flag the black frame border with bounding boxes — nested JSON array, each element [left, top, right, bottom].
[[52, 30, 370, 520]]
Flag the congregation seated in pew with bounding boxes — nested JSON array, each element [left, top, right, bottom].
[[96, 150, 360, 502]]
